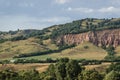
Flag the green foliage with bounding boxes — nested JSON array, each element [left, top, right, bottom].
[[44, 58, 82, 80], [51, 18, 120, 40], [1, 58, 120, 80], [0, 39, 8, 43], [0, 70, 19, 80], [104, 70, 120, 80], [66, 60, 82, 80], [44, 76, 56, 80], [55, 62, 66, 80], [78, 70, 103, 80], [84, 46, 89, 49], [14, 58, 56, 64], [104, 45, 116, 61], [106, 63, 120, 73], [11, 36, 27, 41]]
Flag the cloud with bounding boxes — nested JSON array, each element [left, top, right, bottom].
[[67, 6, 120, 14], [54, 0, 71, 4], [110, 0, 120, 5], [67, 7, 94, 13], [98, 6, 120, 13], [0, 15, 71, 31], [18, 2, 34, 7], [41, 17, 71, 23]]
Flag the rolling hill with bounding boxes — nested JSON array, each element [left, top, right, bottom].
[[0, 18, 120, 60]]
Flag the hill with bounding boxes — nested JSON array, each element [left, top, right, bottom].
[[0, 18, 120, 60]]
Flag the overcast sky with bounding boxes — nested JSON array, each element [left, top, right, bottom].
[[0, 0, 120, 31]]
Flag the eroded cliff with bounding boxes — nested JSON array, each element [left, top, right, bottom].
[[56, 29, 120, 47]]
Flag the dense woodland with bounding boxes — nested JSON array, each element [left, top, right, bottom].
[[0, 58, 120, 80]]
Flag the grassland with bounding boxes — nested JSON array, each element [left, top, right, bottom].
[[115, 46, 120, 56], [0, 62, 111, 73], [23, 42, 107, 60], [0, 38, 58, 60], [0, 63, 50, 73], [2, 38, 120, 61]]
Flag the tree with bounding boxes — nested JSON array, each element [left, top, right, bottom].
[[55, 62, 66, 80], [106, 63, 120, 73], [66, 60, 82, 80], [78, 70, 102, 80], [47, 64, 56, 78], [44, 76, 56, 80], [104, 70, 120, 80]]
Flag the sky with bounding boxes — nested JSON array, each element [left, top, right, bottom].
[[0, 0, 120, 31]]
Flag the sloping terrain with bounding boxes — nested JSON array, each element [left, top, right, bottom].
[[0, 18, 120, 60], [0, 38, 58, 59], [23, 42, 107, 60]]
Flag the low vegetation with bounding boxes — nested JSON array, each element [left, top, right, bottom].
[[0, 58, 120, 80]]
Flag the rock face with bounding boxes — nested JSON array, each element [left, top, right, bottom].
[[56, 29, 120, 47]]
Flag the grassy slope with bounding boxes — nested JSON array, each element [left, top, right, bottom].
[[0, 38, 58, 60], [115, 46, 120, 56], [23, 42, 107, 60]]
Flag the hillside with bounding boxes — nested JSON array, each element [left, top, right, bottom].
[[0, 18, 120, 60], [22, 42, 107, 60]]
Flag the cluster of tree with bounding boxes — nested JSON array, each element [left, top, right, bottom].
[[0, 39, 8, 43], [0, 69, 40, 80], [102, 45, 117, 61], [10, 36, 27, 41], [51, 18, 120, 39], [9, 58, 102, 65], [0, 58, 120, 80], [14, 58, 56, 64], [41, 58, 120, 80]]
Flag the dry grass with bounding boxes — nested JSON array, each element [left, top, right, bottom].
[[115, 46, 120, 56], [85, 62, 111, 72], [25, 42, 107, 60], [43, 39, 58, 50], [0, 38, 57, 59], [0, 62, 111, 73], [0, 63, 50, 73]]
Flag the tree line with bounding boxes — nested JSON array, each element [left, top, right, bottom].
[[0, 58, 120, 80]]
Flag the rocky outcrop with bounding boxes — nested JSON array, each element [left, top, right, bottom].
[[56, 29, 120, 47]]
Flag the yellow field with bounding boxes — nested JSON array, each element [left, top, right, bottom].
[[0, 63, 50, 73], [85, 62, 111, 72]]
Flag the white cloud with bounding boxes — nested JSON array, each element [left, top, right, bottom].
[[41, 17, 71, 23], [54, 0, 71, 4], [67, 6, 120, 14], [18, 2, 34, 7], [110, 0, 120, 5], [98, 6, 120, 13], [0, 15, 71, 31], [67, 7, 94, 13]]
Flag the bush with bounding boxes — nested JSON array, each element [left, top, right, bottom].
[[84, 46, 89, 49]]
